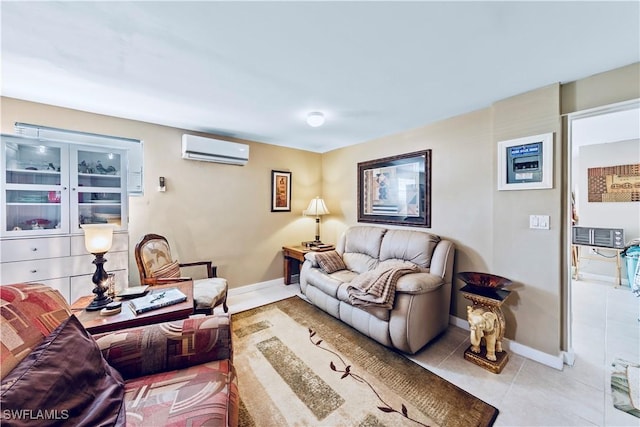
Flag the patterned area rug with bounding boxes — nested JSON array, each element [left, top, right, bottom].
[[232, 297, 498, 426]]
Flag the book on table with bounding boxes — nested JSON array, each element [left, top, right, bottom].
[[311, 244, 335, 251], [129, 287, 187, 314], [117, 285, 149, 299]]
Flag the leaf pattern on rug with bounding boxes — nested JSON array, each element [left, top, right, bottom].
[[309, 328, 430, 427]]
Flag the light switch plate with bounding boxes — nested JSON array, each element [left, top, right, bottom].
[[529, 215, 550, 230]]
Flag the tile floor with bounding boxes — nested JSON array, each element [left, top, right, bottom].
[[222, 278, 640, 426]]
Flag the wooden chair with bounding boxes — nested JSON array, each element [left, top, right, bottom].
[[134, 233, 228, 314]]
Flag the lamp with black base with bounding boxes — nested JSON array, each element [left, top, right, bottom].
[[81, 224, 115, 311]]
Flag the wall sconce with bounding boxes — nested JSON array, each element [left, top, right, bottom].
[[81, 224, 115, 311], [303, 196, 329, 244]]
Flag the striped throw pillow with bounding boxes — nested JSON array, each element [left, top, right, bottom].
[[315, 251, 347, 274], [151, 260, 181, 278]]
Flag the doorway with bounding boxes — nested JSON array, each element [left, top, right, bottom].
[[565, 99, 640, 377]]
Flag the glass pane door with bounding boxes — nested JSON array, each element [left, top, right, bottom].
[[72, 148, 126, 232], [2, 137, 69, 236]]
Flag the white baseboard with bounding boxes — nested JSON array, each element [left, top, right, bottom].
[[449, 315, 564, 371], [228, 278, 284, 296]]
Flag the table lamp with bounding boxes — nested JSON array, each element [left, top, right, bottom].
[[304, 196, 329, 244], [81, 223, 115, 311]]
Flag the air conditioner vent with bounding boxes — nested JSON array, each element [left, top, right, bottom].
[[181, 134, 249, 166]]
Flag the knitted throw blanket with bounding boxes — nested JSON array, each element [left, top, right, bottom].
[[347, 263, 418, 309]]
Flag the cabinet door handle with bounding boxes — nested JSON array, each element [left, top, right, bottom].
[[30, 269, 37, 273], [31, 248, 38, 251], [63, 186, 68, 190]]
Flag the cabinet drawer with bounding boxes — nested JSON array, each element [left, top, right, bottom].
[[1, 237, 70, 262], [70, 232, 129, 256], [1, 258, 70, 284]]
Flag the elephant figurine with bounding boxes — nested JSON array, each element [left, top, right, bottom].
[[467, 306, 503, 361]]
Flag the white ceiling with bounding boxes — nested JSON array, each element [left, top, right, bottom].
[[1, 1, 639, 153]]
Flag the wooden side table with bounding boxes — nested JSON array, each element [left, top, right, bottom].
[[72, 281, 194, 334], [282, 245, 311, 285]]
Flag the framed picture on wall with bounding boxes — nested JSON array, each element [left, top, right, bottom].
[[271, 170, 292, 212], [497, 132, 554, 191], [357, 150, 431, 227]]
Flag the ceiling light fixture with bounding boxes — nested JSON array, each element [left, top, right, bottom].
[[306, 112, 325, 127]]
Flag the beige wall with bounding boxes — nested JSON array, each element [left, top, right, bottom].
[[1, 97, 323, 288], [492, 84, 562, 355]]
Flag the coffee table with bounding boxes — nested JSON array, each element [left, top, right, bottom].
[[72, 281, 194, 334]]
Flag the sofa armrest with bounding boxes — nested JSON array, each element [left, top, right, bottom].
[[395, 272, 445, 294], [428, 240, 455, 284], [304, 252, 320, 268], [94, 313, 232, 380]]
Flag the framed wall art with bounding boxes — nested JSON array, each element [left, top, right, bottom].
[[271, 170, 291, 212], [497, 132, 553, 191], [357, 150, 431, 227], [588, 163, 640, 202]]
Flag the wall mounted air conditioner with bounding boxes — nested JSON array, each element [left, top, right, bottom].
[[181, 134, 249, 166]]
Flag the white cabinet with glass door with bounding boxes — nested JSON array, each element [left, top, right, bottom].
[[1, 134, 129, 302], [2, 137, 70, 235]]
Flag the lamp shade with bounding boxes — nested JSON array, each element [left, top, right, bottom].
[[80, 224, 114, 254], [304, 197, 329, 216]]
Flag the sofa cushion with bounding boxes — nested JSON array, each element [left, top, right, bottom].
[[1, 283, 72, 380], [302, 268, 344, 298], [343, 226, 386, 259], [380, 229, 440, 268], [337, 284, 390, 321], [396, 272, 444, 294], [343, 253, 379, 274], [315, 250, 347, 274], [0, 315, 125, 426], [123, 359, 238, 427], [95, 315, 232, 381], [194, 277, 228, 310]]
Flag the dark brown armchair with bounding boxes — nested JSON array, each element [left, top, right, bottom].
[[134, 233, 228, 314]]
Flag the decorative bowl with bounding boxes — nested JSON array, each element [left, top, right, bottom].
[[457, 272, 512, 290]]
